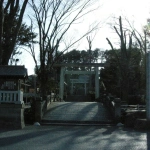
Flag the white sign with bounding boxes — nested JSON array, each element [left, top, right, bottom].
[[70, 79, 89, 83]]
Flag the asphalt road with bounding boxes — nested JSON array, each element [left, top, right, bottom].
[[0, 125, 148, 150]]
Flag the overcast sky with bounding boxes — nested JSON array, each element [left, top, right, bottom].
[[22, 0, 150, 75]]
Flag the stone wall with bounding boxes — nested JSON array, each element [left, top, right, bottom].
[[35, 100, 47, 122], [0, 104, 25, 129]]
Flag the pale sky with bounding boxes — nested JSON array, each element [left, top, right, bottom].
[[21, 0, 150, 75]]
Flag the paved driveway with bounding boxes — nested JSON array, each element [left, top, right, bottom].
[[0, 125, 148, 150]]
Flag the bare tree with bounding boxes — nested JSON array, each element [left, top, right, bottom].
[[124, 17, 149, 96], [28, 0, 100, 98], [106, 16, 135, 102]]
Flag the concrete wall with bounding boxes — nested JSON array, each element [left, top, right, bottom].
[[0, 104, 25, 129]]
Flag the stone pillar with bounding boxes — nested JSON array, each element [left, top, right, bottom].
[[114, 98, 121, 119], [146, 52, 150, 120], [85, 83, 86, 95], [95, 67, 99, 99], [35, 100, 42, 122], [0, 104, 25, 129], [59, 67, 65, 100]]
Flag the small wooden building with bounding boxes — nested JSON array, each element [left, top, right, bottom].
[[0, 65, 28, 104]]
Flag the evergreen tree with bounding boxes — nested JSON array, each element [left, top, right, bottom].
[[0, 0, 36, 65]]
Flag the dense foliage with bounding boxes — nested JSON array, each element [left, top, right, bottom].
[[57, 48, 100, 70], [4, 12, 37, 64], [0, 0, 36, 65], [100, 48, 145, 104]]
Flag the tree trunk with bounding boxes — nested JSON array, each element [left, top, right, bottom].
[[121, 74, 129, 102], [0, 1, 3, 64]]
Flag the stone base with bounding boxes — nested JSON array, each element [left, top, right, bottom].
[[134, 119, 147, 130], [35, 100, 46, 122], [0, 104, 25, 129], [134, 119, 150, 130]]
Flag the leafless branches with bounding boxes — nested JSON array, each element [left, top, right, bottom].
[[28, 0, 100, 70]]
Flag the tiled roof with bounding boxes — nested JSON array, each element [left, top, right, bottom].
[[0, 65, 28, 78]]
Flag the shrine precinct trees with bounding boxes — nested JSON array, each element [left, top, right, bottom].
[[0, 0, 28, 65], [100, 48, 142, 103], [56, 48, 100, 73], [106, 16, 143, 102], [28, 0, 99, 98]]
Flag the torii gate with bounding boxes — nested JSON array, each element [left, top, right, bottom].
[[54, 63, 108, 100]]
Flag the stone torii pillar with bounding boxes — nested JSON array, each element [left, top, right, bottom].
[[56, 63, 105, 100]]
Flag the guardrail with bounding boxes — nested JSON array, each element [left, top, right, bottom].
[[121, 105, 146, 111], [0, 90, 24, 104]]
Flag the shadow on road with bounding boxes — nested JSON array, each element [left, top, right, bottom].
[[0, 125, 147, 150]]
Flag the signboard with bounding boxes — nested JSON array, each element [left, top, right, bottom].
[[70, 79, 89, 83], [79, 75, 89, 80], [0, 79, 17, 90]]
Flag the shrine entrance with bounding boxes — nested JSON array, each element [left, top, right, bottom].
[[70, 75, 89, 95], [54, 63, 107, 101]]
